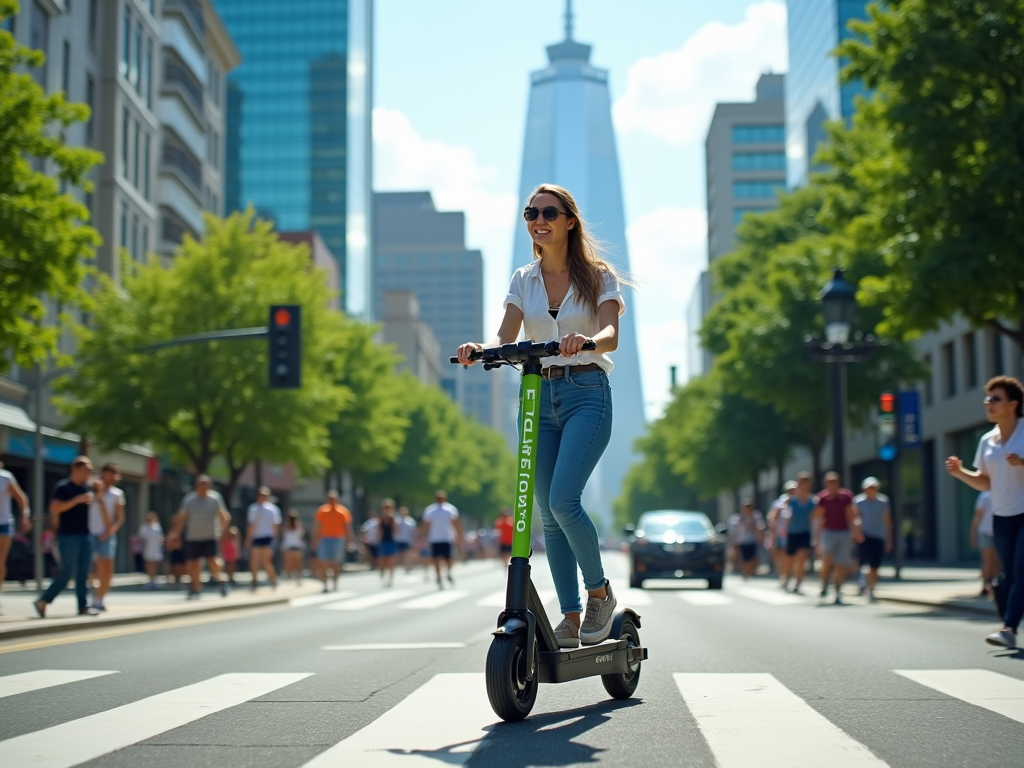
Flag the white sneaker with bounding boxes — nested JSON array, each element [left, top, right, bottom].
[[986, 629, 1017, 649]]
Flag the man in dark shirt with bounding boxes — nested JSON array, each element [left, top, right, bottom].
[[34, 456, 99, 617]]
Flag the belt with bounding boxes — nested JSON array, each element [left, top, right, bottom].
[[540, 363, 603, 380]]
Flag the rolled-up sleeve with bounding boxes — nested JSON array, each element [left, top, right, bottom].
[[503, 271, 524, 312], [598, 271, 625, 316]]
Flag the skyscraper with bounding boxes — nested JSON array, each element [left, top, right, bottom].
[[212, 0, 374, 317], [511, 2, 645, 527]]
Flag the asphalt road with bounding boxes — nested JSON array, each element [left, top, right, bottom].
[[1, 551, 1022, 768]]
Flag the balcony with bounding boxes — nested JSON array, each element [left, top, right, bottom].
[[161, 140, 202, 196], [163, 57, 203, 117], [165, 0, 205, 38]]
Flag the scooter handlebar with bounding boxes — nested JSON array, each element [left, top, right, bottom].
[[449, 339, 596, 365]]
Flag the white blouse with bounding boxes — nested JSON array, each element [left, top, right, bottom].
[[503, 259, 625, 374]]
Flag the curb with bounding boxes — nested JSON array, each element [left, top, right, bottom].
[[877, 595, 998, 618], [0, 594, 295, 642]]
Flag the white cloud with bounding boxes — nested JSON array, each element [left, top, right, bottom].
[[626, 207, 707, 418], [373, 107, 517, 332], [613, 1, 788, 146]]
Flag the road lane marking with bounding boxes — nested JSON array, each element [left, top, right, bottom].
[[0, 672, 312, 768], [321, 590, 416, 611], [674, 673, 890, 767], [399, 591, 469, 610], [622, 588, 652, 606], [678, 592, 734, 606], [732, 586, 805, 606], [895, 669, 1024, 724], [322, 643, 466, 651], [290, 592, 356, 607], [475, 589, 556, 607], [0, 670, 118, 699], [302, 673, 493, 767]]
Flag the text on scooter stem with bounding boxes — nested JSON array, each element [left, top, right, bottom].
[[516, 387, 538, 532]]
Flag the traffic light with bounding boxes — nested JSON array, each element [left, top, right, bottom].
[[268, 305, 301, 388], [878, 391, 897, 461]]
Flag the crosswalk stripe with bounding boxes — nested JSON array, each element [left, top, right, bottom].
[[302, 673, 493, 767], [0, 670, 118, 699], [290, 592, 356, 607], [674, 673, 890, 767], [321, 590, 417, 611], [678, 592, 734, 606], [475, 588, 556, 607], [895, 669, 1024, 724], [322, 643, 466, 651], [0, 672, 311, 768], [732, 586, 805, 606], [399, 590, 469, 609], [622, 588, 652, 606]]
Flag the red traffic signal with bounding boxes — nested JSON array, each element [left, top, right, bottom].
[[880, 392, 896, 413], [273, 307, 292, 327]]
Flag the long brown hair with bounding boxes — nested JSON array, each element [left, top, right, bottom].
[[528, 184, 624, 313]]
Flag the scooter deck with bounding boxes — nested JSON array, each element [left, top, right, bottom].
[[537, 637, 648, 684]]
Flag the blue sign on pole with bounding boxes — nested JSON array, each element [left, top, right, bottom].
[[898, 391, 921, 449]]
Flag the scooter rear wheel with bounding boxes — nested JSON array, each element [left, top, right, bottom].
[[601, 618, 641, 699], [485, 634, 538, 721]]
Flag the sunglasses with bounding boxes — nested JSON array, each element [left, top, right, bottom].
[[984, 395, 1005, 404], [523, 206, 568, 222]]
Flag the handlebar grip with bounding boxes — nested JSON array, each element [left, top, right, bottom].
[[581, 340, 597, 351]]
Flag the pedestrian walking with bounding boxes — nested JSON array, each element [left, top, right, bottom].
[[88, 463, 125, 612], [495, 508, 514, 566], [781, 472, 816, 593], [812, 471, 863, 604], [221, 526, 240, 585], [313, 490, 351, 592], [852, 477, 892, 603], [281, 510, 305, 584], [138, 512, 164, 589], [167, 475, 231, 599], [245, 487, 280, 591], [946, 375, 1024, 649], [361, 509, 380, 571], [728, 500, 765, 579], [167, 532, 186, 587], [0, 460, 31, 609], [377, 499, 399, 587], [970, 490, 1000, 598], [34, 456, 99, 617], [767, 481, 796, 581], [395, 506, 416, 573], [420, 490, 464, 590]]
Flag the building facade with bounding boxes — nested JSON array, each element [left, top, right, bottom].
[[212, 0, 374, 318], [380, 292, 443, 388], [511, 7, 646, 528]]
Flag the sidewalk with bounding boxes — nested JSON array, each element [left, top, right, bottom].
[[865, 565, 999, 618], [0, 576, 325, 641]]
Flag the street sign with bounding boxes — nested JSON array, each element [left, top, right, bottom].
[[898, 390, 921, 448]]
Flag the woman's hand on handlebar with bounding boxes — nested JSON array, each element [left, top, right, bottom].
[[456, 342, 483, 365], [559, 333, 593, 357]]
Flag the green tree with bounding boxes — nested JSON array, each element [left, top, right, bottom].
[[56, 211, 350, 504], [0, 0, 102, 372], [833, 0, 1024, 355]]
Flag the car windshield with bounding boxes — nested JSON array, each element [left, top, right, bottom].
[[639, 517, 711, 537]]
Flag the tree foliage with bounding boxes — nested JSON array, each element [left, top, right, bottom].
[[0, 0, 102, 372]]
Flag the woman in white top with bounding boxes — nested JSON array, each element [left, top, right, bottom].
[[457, 183, 624, 649], [281, 510, 305, 585], [947, 375, 1024, 649], [970, 491, 1000, 598]]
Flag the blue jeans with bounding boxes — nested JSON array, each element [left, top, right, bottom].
[[41, 534, 93, 611], [534, 369, 612, 614], [994, 512, 1024, 631]]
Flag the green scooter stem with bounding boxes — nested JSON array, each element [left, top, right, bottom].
[[512, 367, 542, 560]]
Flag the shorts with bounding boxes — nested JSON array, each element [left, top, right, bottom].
[[785, 531, 812, 555], [286, 546, 303, 552], [367, 544, 378, 559], [0, 523, 12, 536], [821, 530, 852, 567], [317, 537, 346, 563], [184, 539, 219, 561], [431, 541, 453, 560], [396, 542, 410, 553], [978, 532, 995, 550], [500, 543, 513, 555], [859, 536, 886, 570], [738, 543, 758, 562], [378, 541, 398, 557], [252, 536, 274, 548], [91, 535, 117, 560], [170, 548, 186, 565]]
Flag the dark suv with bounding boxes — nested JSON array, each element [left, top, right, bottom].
[[625, 510, 726, 590]]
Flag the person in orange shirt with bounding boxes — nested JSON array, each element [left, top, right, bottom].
[[494, 509, 515, 566], [313, 490, 352, 593]]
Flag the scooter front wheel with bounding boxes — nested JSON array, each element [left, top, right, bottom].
[[601, 618, 641, 699], [485, 633, 538, 721]]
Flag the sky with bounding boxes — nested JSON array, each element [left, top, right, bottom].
[[374, 0, 789, 419]]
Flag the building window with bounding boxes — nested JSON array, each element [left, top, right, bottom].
[[131, 214, 139, 260], [963, 332, 978, 390], [733, 181, 784, 199], [121, 108, 129, 178], [132, 120, 140, 189], [120, 202, 128, 249], [85, 74, 95, 144], [88, 0, 97, 48], [61, 40, 70, 96], [29, 1, 48, 87], [942, 342, 957, 398], [732, 152, 787, 171], [120, 5, 130, 79], [211, 130, 219, 169], [131, 21, 141, 90], [143, 132, 150, 200], [989, 330, 1004, 376], [141, 225, 148, 257], [732, 125, 785, 143], [143, 37, 153, 107], [923, 353, 933, 406]]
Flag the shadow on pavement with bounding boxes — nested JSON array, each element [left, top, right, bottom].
[[879, 608, 998, 624]]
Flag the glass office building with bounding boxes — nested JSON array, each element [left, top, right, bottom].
[[786, 0, 869, 187], [212, 0, 373, 317]]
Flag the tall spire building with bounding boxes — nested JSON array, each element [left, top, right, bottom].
[[512, 2, 645, 527]]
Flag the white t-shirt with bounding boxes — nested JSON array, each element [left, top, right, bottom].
[[728, 511, 765, 545], [394, 515, 415, 544], [247, 501, 282, 539], [976, 491, 994, 536], [138, 521, 164, 561], [974, 422, 1024, 517], [422, 502, 460, 543], [361, 517, 379, 545], [503, 259, 625, 374], [88, 487, 125, 536], [0, 469, 16, 526]]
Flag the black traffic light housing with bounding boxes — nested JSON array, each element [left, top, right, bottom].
[[268, 305, 301, 388], [878, 391, 897, 461]]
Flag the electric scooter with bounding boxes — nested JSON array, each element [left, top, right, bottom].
[[451, 339, 648, 722]]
